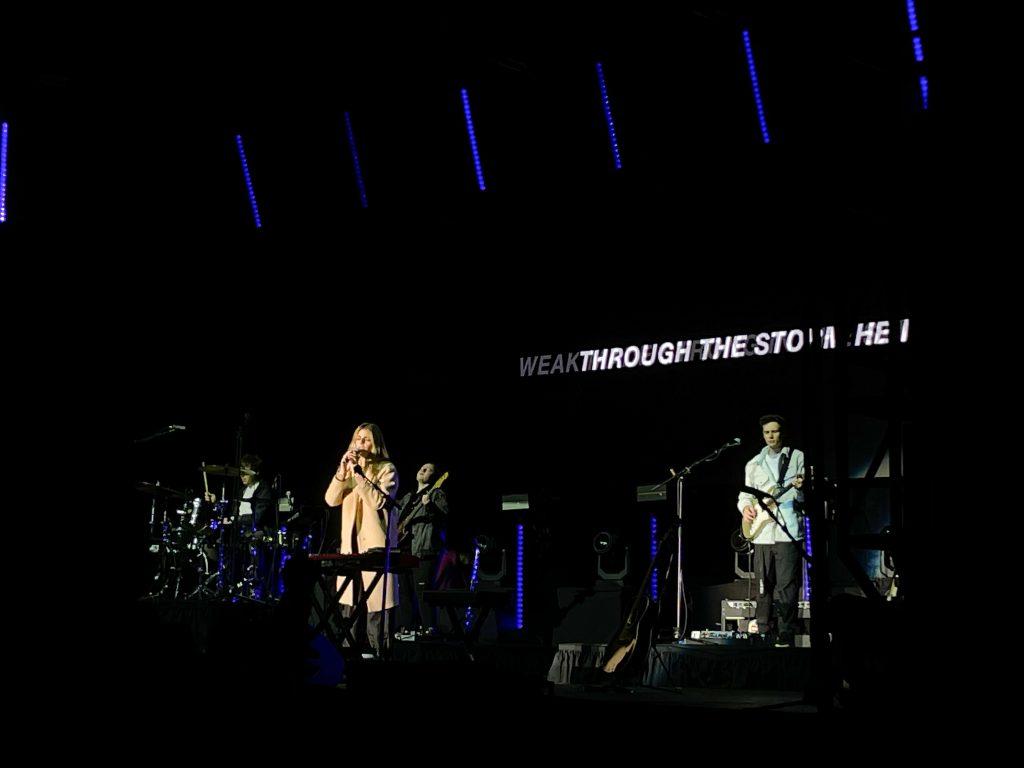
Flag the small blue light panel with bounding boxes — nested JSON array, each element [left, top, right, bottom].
[[460, 88, 487, 191], [904, 1, 929, 110], [649, 515, 659, 601], [802, 515, 813, 602], [0, 122, 8, 223], [464, 545, 482, 629], [741, 30, 771, 144], [343, 111, 369, 209], [235, 134, 262, 228], [515, 524, 524, 630], [906, 0, 919, 32], [595, 63, 623, 170], [470, 546, 482, 589]]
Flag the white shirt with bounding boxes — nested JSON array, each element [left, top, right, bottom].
[[239, 480, 259, 516], [737, 446, 805, 545]]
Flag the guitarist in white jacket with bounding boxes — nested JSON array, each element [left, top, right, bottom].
[[738, 415, 805, 647]]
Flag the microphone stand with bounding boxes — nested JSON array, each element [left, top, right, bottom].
[[651, 439, 742, 641], [133, 426, 184, 444]]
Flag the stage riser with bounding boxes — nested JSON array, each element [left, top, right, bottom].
[[555, 643, 812, 691]]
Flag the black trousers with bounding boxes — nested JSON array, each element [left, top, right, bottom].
[[398, 555, 439, 630], [753, 541, 803, 641], [324, 574, 393, 653], [339, 604, 393, 652]]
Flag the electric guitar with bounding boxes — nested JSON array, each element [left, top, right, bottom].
[[397, 471, 449, 545], [740, 478, 802, 541]]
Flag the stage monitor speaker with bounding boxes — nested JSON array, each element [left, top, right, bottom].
[[552, 583, 623, 644]]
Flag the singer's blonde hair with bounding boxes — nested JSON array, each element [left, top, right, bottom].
[[347, 422, 390, 461]]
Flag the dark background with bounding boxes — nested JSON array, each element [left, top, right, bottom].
[[2, 3, 922, 633]]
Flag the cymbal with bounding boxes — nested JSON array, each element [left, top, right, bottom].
[[135, 482, 187, 500], [201, 464, 256, 478]]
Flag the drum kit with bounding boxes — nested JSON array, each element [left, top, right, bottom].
[[136, 464, 312, 603]]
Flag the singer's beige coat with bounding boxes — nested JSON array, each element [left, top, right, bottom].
[[324, 462, 399, 611]]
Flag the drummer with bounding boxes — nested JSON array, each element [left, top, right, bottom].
[[204, 454, 276, 532]]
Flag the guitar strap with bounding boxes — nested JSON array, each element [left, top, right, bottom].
[[776, 448, 792, 490], [762, 449, 808, 551]]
